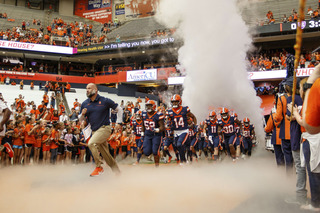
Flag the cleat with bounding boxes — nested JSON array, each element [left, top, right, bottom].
[[168, 156, 172, 163], [132, 161, 139, 166], [300, 204, 320, 211], [4, 143, 14, 158], [90, 167, 104, 177], [176, 160, 180, 164]]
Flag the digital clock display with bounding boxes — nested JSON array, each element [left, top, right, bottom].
[[290, 19, 320, 30]]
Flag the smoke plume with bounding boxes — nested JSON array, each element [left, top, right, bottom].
[[156, 0, 264, 142]]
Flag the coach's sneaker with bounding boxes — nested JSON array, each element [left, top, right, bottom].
[[168, 156, 172, 163], [4, 143, 14, 158], [301, 204, 320, 212], [90, 167, 104, 177]]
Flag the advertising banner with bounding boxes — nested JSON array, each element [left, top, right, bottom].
[[0, 40, 75, 54], [74, 0, 112, 24], [126, 69, 157, 82], [88, 0, 111, 10], [115, 3, 125, 15]]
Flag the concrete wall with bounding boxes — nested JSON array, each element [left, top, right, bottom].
[[59, 0, 74, 17], [17, 0, 25, 6], [3, 0, 15, 5]]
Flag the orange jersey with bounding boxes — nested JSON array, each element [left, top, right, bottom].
[[108, 133, 120, 149], [120, 136, 129, 146], [50, 129, 59, 149], [24, 124, 35, 144], [274, 95, 291, 140], [43, 94, 49, 103], [305, 78, 320, 127], [34, 127, 44, 148], [13, 127, 24, 146], [265, 113, 281, 145], [42, 134, 51, 151]]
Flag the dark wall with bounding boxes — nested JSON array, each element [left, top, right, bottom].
[[117, 83, 137, 97]]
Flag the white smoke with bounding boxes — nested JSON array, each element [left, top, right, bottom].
[[156, 0, 264, 142]]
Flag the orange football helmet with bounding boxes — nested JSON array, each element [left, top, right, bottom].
[[243, 117, 250, 123], [220, 107, 229, 120], [146, 100, 156, 112], [171, 94, 182, 108]]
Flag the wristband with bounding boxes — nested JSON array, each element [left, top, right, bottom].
[[154, 128, 160, 133], [141, 132, 145, 136]]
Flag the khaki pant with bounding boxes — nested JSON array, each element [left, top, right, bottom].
[[88, 125, 119, 172]]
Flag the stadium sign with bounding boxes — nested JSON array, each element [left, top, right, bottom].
[[77, 37, 176, 53], [126, 69, 157, 82], [88, 0, 111, 10], [115, 3, 125, 15], [168, 68, 314, 85], [0, 40, 75, 54]]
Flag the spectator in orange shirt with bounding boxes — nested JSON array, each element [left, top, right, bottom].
[[24, 116, 37, 164], [300, 55, 306, 68], [12, 120, 24, 164], [65, 82, 71, 92], [43, 91, 49, 107], [30, 81, 34, 90], [274, 79, 293, 174], [73, 98, 80, 110], [264, 58, 272, 70], [303, 63, 320, 134], [30, 105, 40, 120], [38, 101, 47, 115], [120, 130, 129, 159], [15, 94, 25, 111], [58, 102, 65, 116]]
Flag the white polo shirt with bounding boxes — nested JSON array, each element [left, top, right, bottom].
[[0, 100, 9, 136]]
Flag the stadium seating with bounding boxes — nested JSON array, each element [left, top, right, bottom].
[[240, 0, 318, 25], [106, 16, 167, 40], [0, 3, 101, 33]]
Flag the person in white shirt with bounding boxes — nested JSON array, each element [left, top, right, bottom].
[[25, 102, 32, 114], [0, 93, 13, 157], [59, 111, 69, 123]]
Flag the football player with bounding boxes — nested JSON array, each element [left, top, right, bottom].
[[204, 111, 221, 161], [218, 108, 242, 161], [167, 94, 197, 164], [132, 110, 143, 165], [187, 117, 199, 162], [242, 118, 255, 157], [141, 100, 164, 167], [163, 115, 179, 163]]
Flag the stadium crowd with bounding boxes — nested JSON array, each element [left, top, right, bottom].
[[248, 49, 318, 71], [263, 64, 320, 211], [261, 5, 320, 25], [0, 62, 319, 211]]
